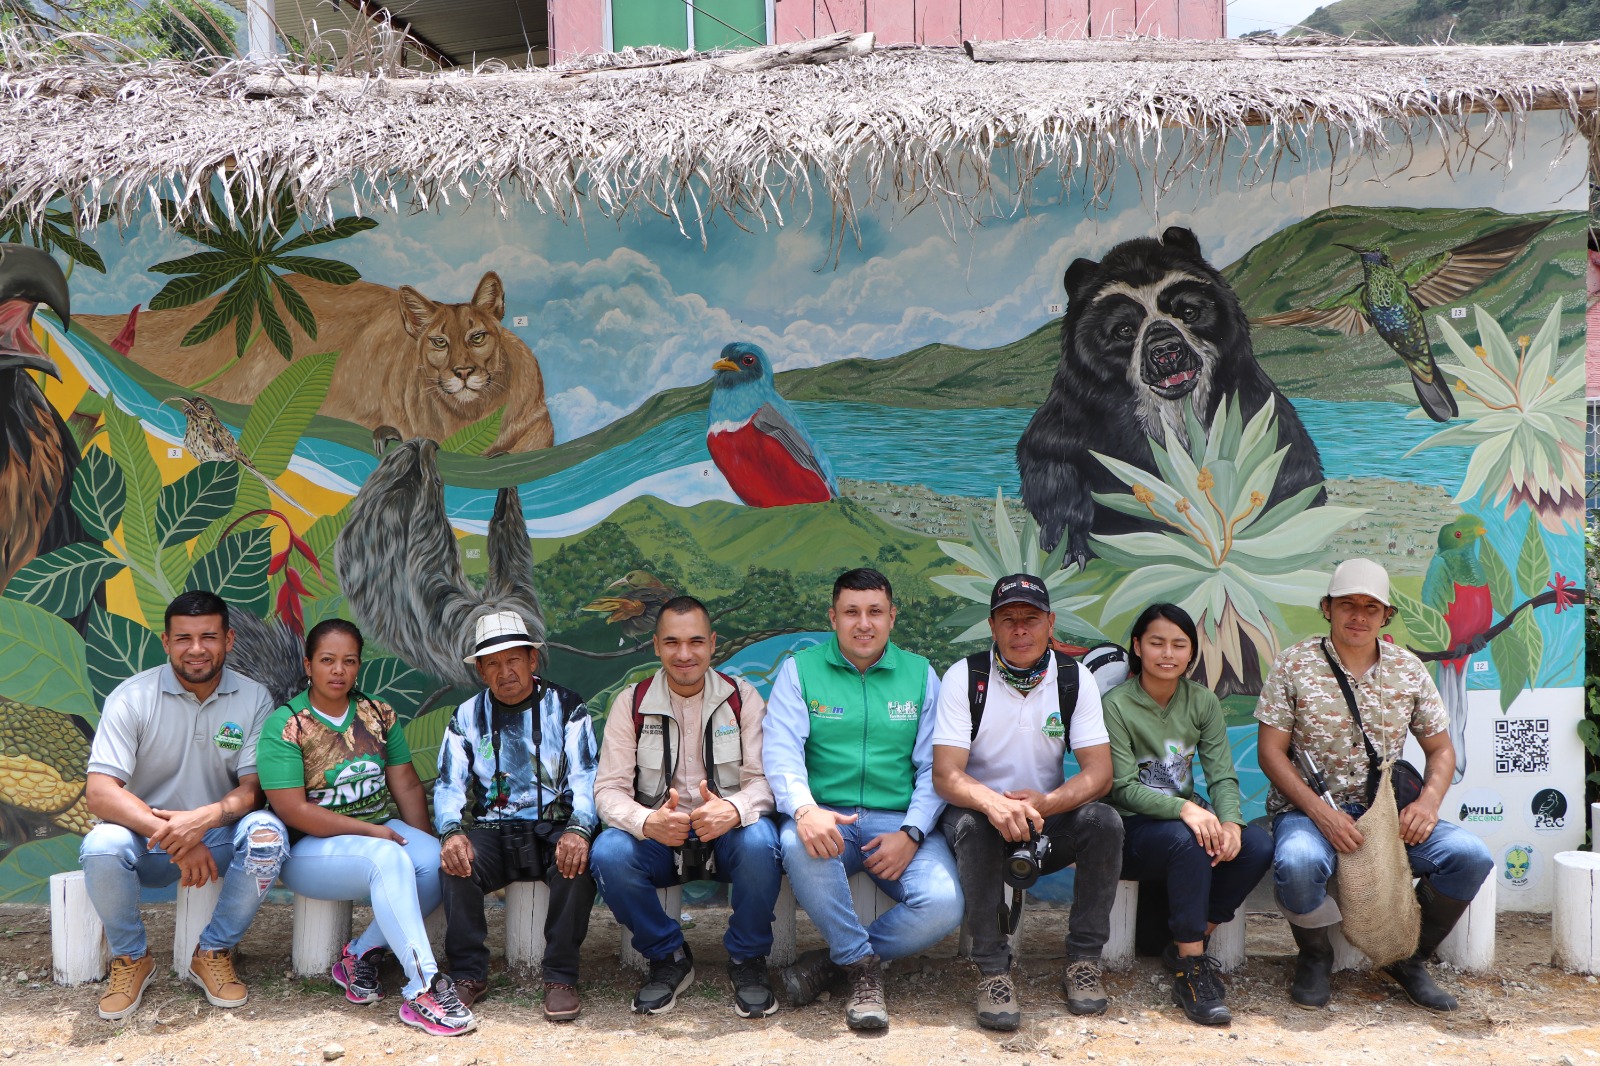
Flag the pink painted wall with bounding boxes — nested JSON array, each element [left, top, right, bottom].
[[549, 0, 1225, 59]]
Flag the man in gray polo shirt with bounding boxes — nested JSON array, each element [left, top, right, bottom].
[[81, 590, 289, 1021]]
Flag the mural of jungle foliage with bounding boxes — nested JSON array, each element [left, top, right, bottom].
[[0, 128, 1589, 900]]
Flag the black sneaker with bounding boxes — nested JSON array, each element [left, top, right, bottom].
[[781, 948, 844, 1008], [728, 956, 778, 1018], [1172, 953, 1231, 1027], [633, 944, 695, 1015]]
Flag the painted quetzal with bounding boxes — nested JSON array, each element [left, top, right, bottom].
[[706, 342, 838, 508], [1420, 515, 1490, 782]]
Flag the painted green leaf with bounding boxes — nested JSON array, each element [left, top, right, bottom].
[[358, 657, 436, 721], [1514, 520, 1550, 607], [186, 528, 273, 616], [1479, 537, 1514, 617], [440, 408, 506, 456], [1491, 625, 1528, 712], [0, 598, 97, 722], [238, 351, 337, 477], [403, 705, 454, 783], [102, 398, 167, 621], [2, 543, 126, 618], [1511, 608, 1543, 692], [85, 605, 165, 706], [160, 542, 193, 593], [0, 836, 88, 904], [70, 447, 125, 541], [156, 462, 240, 549], [1391, 586, 1451, 653]]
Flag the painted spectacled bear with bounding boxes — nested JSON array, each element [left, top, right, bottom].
[[1016, 226, 1326, 566]]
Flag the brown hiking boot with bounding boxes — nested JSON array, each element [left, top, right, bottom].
[[843, 954, 887, 1031], [542, 981, 581, 1022], [453, 977, 488, 1008], [189, 947, 248, 1008], [99, 953, 156, 1021]]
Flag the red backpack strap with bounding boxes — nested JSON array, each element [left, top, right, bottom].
[[631, 673, 654, 735], [714, 670, 742, 724]]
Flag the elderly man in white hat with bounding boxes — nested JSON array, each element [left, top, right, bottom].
[[432, 611, 600, 1022], [1254, 558, 1492, 1014]]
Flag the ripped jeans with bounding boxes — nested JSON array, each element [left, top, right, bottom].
[[81, 809, 289, 960]]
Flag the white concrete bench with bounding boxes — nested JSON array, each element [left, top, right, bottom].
[[1552, 849, 1600, 974], [50, 872, 229, 985], [1329, 869, 1496, 973], [617, 881, 798, 970], [1106, 879, 1246, 972]]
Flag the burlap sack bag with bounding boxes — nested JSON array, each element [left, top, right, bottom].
[[1330, 764, 1421, 966]]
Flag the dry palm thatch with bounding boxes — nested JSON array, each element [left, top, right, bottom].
[[0, 29, 1595, 243]]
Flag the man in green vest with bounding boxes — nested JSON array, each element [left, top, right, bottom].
[[763, 568, 963, 1031]]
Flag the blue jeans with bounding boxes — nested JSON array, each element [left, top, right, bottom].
[[779, 806, 963, 967], [279, 819, 442, 998], [1272, 807, 1494, 919], [80, 809, 288, 960], [1120, 814, 1274, 945], [591, 818, 783, 963]]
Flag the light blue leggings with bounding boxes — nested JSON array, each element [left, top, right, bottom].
[[279, 819, 441, 998]]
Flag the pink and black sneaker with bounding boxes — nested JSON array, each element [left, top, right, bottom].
[[332, 943, 385, 1005], [399, 973, 478, 1036]]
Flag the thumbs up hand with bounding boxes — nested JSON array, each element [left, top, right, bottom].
[[689, 778, 740, 843], [644, 787, 691, 846]]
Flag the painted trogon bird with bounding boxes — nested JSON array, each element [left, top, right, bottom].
[[706, 342, 837, 508], [0, 243, 96, 621], [1420, 515, 1491, 783]]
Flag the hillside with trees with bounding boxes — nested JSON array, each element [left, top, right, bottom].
[[1297, 0, 1600, 43]]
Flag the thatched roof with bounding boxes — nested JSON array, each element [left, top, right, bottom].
[[1, 31, 1596, 239]]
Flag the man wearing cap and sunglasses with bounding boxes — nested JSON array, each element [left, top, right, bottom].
[[433, 611, 601, 1022], [1256, 558, 1492, 1014], [932, 573, 1122, 1029]]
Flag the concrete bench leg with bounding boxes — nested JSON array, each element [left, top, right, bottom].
[[172, 880, 223, 976], [1553, 849, 1600, 974], [1438, 869, 1495, 972], [50, 871, 109, 986], [620, 886, 684, 971], [771, 878, 797, 967], [957, 885, 1025, 964], [1209, 913, 1246, 973], [504, 881, 550, 972], [291, 895, 352, 978], [848, 870, 896, 928], [1103, 880, 1138, 970]]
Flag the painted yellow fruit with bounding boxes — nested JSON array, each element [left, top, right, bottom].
[[0, 699, 93, 835]]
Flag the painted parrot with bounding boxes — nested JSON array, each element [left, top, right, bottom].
[[582, 570, 680, 642], [1421, 515, 1491, 783], [706, 342, 838, 508], [1252, 218, 1552, 422]]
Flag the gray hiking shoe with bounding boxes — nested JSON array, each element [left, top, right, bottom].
[[975, 970, 1021, 1031], [843, 954, 888, 1031], [781, 947, 843, 1008], [1061, 956, 1108, 1015]]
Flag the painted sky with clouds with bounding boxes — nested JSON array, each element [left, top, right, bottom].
[[73, 117, 1584, 442]]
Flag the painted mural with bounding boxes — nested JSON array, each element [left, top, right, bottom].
[[0, 115, 1588, 907]]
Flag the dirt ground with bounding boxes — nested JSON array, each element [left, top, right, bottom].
[[2, 898, 1595, 1066]]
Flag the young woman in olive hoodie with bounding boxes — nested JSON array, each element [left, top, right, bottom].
[[1102, 603, 1272, 1027]]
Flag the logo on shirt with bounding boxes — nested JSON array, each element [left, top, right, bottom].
[[640, 721, 665, 736], [213, 722, 244, 751], [885, 700, 919, 722], [809, 700, 844, 720], [476, 736, 495, 762], [320, 757, 386, 814], [1041, 712, 1065, 739], [713, 724, 739, 739]]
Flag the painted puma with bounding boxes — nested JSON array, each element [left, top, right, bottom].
[[80, 271, 554, 455]]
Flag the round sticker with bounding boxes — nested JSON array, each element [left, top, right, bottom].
[[1525, 788, 1568, 833], [1500, 842, 1537, 891], [1452, 786, 1506, 836]]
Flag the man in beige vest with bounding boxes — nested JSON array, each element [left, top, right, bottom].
[[591, 596, 783, 1017]]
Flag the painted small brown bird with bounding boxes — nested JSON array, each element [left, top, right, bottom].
[[0, 243, 96, 610], [583, 570, 680, 641], [166, 395, 310, 515]]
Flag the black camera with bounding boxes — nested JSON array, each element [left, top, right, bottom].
[[675, 837, 717, 883], [1004, 831, 1050, 890]]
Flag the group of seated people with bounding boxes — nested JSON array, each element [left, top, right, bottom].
[[78, 556, 1493, 1037]]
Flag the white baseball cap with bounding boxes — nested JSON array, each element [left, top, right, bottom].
[[1327, 558, 1392, 608], [463, 610, 542, 663]]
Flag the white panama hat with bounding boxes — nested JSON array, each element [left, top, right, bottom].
[[463, 610, 542, 663]]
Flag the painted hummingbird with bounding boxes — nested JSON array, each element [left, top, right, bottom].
[[1252, 218, 1553, 422]]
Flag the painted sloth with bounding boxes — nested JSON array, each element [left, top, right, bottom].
[[1016, 226, 1326, 566], [333, 437, 543, 687]]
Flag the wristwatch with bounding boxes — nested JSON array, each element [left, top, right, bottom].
[[900, 824, 925, 845]]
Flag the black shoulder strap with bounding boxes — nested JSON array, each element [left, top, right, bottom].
[[965, 650, 991, 741], [1318, 638, 1382, 769], [1053, 650, 1079, 753]]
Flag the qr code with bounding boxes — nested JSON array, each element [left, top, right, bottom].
[[1494, 718, 1550, 774]]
